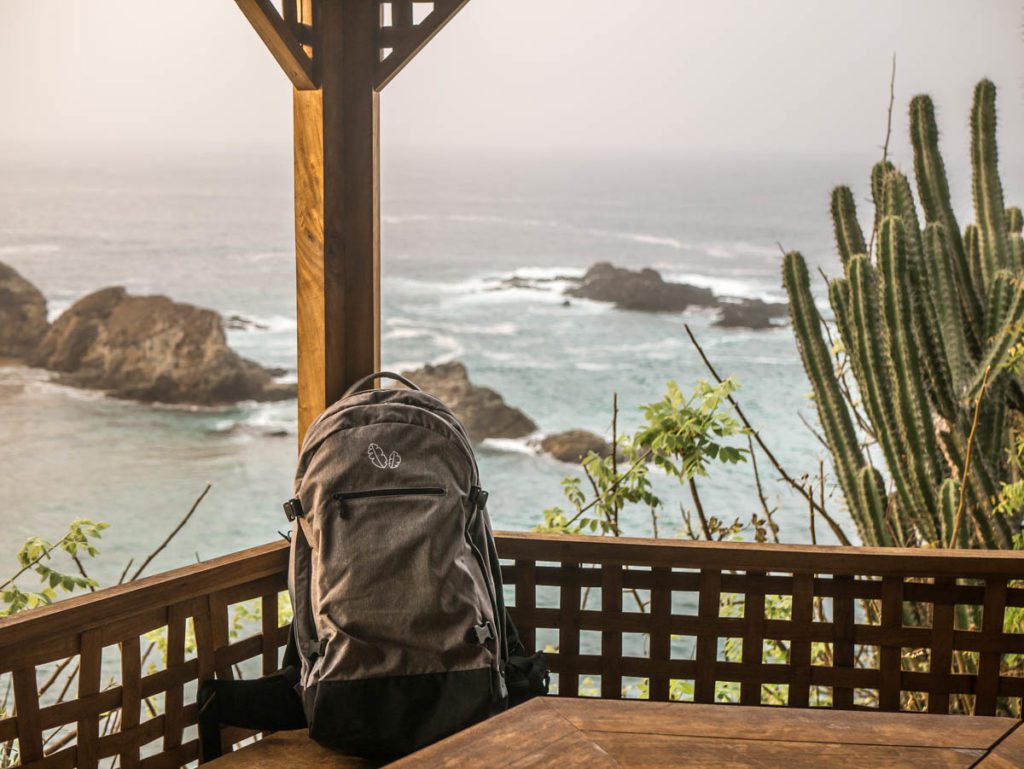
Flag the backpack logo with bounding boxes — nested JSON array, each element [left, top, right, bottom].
[[368, 442, 402, 470]]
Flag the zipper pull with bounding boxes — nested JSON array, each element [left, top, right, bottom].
[[469, 486, 489, 511]]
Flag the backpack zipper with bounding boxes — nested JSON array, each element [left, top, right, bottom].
[[333, 486, 445, 503]]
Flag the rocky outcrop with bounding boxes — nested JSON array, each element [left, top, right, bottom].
[[714, 298, 789, 330], [0, 263, 49, 359], [501, 262, 788, 329], [565, 262, 717, 312], [401, 361, 537, 443], [30, 287, 295, 405], [535, 429, 615, 463]]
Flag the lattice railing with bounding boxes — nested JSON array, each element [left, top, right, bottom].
[[0, 543, 291, 769], [498, 533, 1024, 715], [2, 534, 1024, 768]]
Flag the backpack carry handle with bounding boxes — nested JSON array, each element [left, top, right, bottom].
[[342, 371, 421, 399]]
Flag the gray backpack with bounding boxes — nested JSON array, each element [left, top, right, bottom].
[[284, 371, 510, 759]]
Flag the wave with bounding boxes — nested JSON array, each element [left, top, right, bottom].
[[480, 436, 539, 455], [0, 243, 61, 256], [660, 271, 784, 302], [209, 402, 296, 438], [224, 312, 297, 333], [617, 232, 687, 250]]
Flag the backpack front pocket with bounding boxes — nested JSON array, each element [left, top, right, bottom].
[[333, 487, 445, 516]]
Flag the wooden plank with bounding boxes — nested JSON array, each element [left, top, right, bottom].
[[12, 666, 43, 763], [386, 698, 591, 768], [557, 562, 582, 696], [978, 722, 1024, 768], [162, 603, 187, 751], [234, 0, 317, 90], [375, 0, 470, 90], [77, 628, 103, 769], [832, 575, 855, 709], [119, 635, 142, 769], [514, 560, 537, 654], [209, 595, 234, 680], [292, 86, 326, 442], [930, 577, 956, 714], [693, 569, 720, 703], [0, 542, 288, 655], [547, 698, 1015, 750], [648, 567, 672, 701], [879, 576, 904, 710], [590, 731, 982, 769], [294, 0, 380, 441], [492, 532, 1024, 579], [204, 729, 370, 768], [600, 564, 623, 699], [261, 593, 280, 675], [391, 0, 413, 27], [975, 578, 1007, 716], [788, 572, 814, 707]]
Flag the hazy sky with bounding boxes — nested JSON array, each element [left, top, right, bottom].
[[0, 1, 1021, 160]]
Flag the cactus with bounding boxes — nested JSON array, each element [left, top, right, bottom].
[[783, 80, 1022, 549]]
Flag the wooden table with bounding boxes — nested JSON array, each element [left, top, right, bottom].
[[216, 698, 1024, 768]]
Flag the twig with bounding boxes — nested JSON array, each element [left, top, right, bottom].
[[611, 392, 620, 533], [563, 450, 652, 528], [869, 53, 897, 258], [38, 656, 75, 698], [130, 482, 212, 582], [0, 531, 77, 592], [747, 435, 780, 544], [882, 52, 897, 162], [688, 478, 713, 540], [72, 555, 96, 592], [798, 412, 830, 451], [808, 483, 818, 546], [117, 558, 134, 586], [684, 323, 853, 545], [950, 366, 990, 548]]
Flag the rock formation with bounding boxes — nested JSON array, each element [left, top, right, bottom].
[[0, 263, 49, 359], [535, 429, 616, 463], [401, 361, 537, 443], [30, 287, 294, 405], [713, 297, 789, 329], [565, 262, 717, 312]]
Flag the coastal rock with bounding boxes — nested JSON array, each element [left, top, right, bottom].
[[0, 262, 49, 359], [401, 361, 537, 443], [565, 262, 717, 312], [714, 298, 789, 330], [535, 429, 615, 463], [225, 314, 269, 331], [30, 287, 295, 405]]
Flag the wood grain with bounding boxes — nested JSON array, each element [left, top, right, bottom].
[[234, 0, 316, 90]]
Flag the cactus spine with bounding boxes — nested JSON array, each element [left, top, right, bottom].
[[783, 80, 1022, 549]]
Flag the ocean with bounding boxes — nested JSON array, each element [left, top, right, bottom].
[[1, 143, 1014, 585]]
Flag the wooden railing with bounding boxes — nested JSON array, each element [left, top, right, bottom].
[[2, 533, 1023, 767]]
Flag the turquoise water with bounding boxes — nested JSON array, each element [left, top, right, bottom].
[[1, 145, 1019, 585]]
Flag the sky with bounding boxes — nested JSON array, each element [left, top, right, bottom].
[[0, 1, 1021, 160]]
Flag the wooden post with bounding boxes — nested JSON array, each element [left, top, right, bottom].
[[294, 0, 380, 442], [237, 0, 467, 443]]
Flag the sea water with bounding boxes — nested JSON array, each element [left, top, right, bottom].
[[0, 144, 1010, 584]]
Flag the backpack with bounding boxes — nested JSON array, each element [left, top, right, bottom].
[[283, 371, 544, 760]]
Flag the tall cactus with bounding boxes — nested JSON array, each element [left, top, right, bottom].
[[783, 80, 1022, 549]]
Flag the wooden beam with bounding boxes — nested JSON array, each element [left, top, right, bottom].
[[294, 0, 380, 442], [235, 0, 318, 91], [375, 0, 470, 91]]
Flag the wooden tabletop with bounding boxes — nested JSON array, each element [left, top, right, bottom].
[[389, 698, 1024, 768], [213, 697, 1024, 768]]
